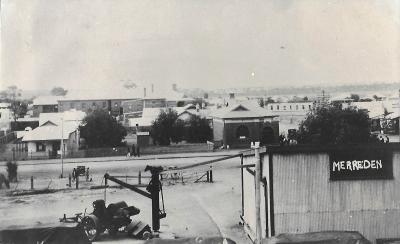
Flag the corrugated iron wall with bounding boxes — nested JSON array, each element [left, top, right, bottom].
[[270, 151, 400, 242]]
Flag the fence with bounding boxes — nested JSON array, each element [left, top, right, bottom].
[[1, 143, 214, 162]]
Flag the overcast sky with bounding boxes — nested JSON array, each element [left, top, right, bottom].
[[1, 0, 399, 91]]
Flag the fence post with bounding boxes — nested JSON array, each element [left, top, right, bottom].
[[68, 174, 71, 187], [206, 171, 210, 182], [138, 171, 141, 185], [209, 166, 213, 183], [76, 176, 79, 189], [30, 176, 34, 190]]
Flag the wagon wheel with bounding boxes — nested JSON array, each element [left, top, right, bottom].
[[81, 216, 99, 242]]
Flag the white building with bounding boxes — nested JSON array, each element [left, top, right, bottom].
[[0, 103, 12, 131]]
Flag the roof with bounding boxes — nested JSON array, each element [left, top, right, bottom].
[[38, 110, 86, 126], [33, 96, 60, 106], [59, 89, 143, 101], [211, 102, 278, 119], [128, 105, 199, 127], [59, 87, 189, 101], [22, 122, 78, 142]]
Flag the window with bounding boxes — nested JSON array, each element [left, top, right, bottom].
[[236, 125, 250, 139], [296, 105, 299, 110], [283, 106, 286, 110], [82, 103, 86, 109], [289, 105, 292, 110], [36, 142, 46, 152], [103, 101, 107, 108], [276, 105, 279, 110], [302, 105, 305, 110], [70, 102, 75, 109], [270, 106, 273, 110]]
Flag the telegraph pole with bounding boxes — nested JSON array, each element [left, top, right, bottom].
[[60, 117, 64, 178]]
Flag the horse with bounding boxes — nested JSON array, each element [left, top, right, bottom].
[[0, 173, 10, 189]]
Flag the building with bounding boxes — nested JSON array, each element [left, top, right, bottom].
[[0, 103, 12, 131], [20, 110, 85, 158], [57, 89, 141, 117], [265, 101, 313, 136], [32, 96, 59, 117], [212, 103, 279, 148], [242, 144, 400, 242]]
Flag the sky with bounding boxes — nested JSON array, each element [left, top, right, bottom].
[[1, 0, 399, 91]]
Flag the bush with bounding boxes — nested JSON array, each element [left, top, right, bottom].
[[6, 161, 18, 182], [297, 105, 371, 145], [79, 110, 127, 148]]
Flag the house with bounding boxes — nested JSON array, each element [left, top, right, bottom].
[[212, 102, 279, 148], [32, 96, 59, 117], [20, 110, 85, 158]]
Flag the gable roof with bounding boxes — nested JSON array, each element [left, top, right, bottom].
[[212, 102, 278, 119], [22, 122, 78, 142]]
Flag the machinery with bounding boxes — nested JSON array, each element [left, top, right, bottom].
[[79, 200, 150, 241], [104, 165, 166, 232], [61, 165, 165, 242]]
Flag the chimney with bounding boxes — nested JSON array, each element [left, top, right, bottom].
[[229, 93, 235, 99], [144, 87, 147, 98], [172, 84, 177, 91]]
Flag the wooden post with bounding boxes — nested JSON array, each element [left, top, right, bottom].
[[138, 171, 141, 185], [76, 176, 79, 189], [206, 171, 209, 182], [254, 146, 262, 244], [30, 176, 34, 190], [209, 166, 213, 183], [68, 174, 72, 187]]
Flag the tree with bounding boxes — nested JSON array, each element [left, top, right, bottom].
[[79, 110, 127, 148], [51, 87, 68, 96], [258, 98, 264, 107], [151, 109, 183, 145], [349, 94, 360, 102], [0, 86, 28, 121], [297, 105, 371, 145], [186, 115, 213, 143], [265, 97, 275, 104]]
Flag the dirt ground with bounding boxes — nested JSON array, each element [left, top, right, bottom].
[[0, 152, 251, 244]]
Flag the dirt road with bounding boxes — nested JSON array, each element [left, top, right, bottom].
[[0, 152, 251, 243]]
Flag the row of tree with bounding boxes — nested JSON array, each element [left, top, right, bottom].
[[150, 109, 212, 145], [78, 109, 213, 148], [78, 104, 380, 148]]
